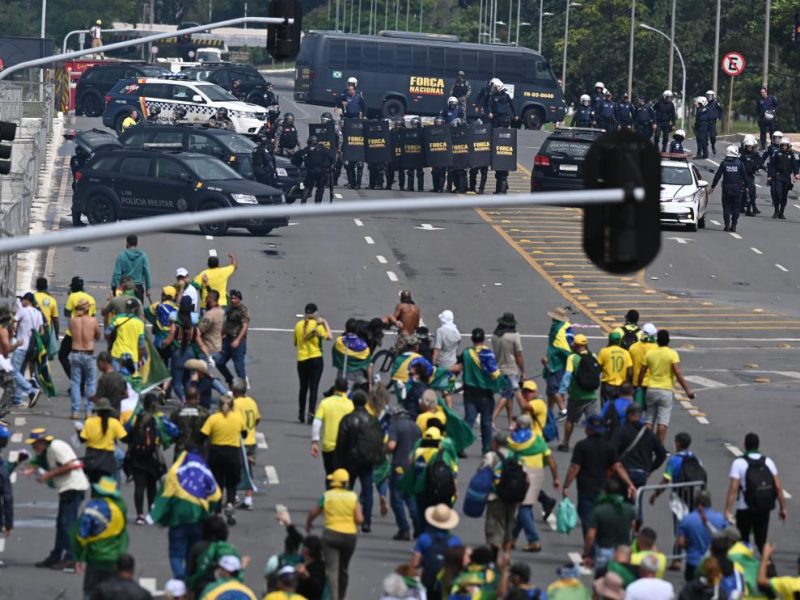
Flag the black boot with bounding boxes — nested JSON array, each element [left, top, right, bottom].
[[753, 206, 761, 215], [730, 222, 737, 232]]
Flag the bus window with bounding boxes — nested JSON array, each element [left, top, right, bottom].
[[361, 42, 379, 68], [429, 47, 445, 74], [412, 45, 428, 70], [445, 48, 461, 73], [477, 53, 494, 79], [538, 61, 558, 87], [346, 40, 362, 69], [397, 45, 412, 69], [460, 50, 478, 76], [330, 40, 346, 69], [521, 55, 537, 83], [379, 44, 394, 69], [497, 53, 520, 81]]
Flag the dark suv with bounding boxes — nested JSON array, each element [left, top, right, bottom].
[[530, 127, 604, 192], [118, 124, 305, 201], [76, 63, 171, 117], [180, 64, 266, 99]]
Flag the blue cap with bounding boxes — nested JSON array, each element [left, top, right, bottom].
[[585, 414, 605, 434], [0, 425, 9, 440]]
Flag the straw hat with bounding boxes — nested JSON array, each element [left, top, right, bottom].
[[183, 358, 209, 374], [424, 503, 460, 530], [547, 306, 569, 321]]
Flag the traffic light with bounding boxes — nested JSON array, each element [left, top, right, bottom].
[[0, 121, 16, 176], [582, 130, 662, 274], [267, 0, 303, 61]]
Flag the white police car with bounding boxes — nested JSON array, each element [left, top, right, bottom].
[[102, 78, 268, 135], [660, 154, 710, 232]]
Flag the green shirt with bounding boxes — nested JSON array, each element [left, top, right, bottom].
[[588, 495, 635, 548], [566, 353, 599, 402]]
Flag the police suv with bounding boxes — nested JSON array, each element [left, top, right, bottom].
[[659, 153, 710, 232], [102, 78, 269, 135], [73, 148, 287, 236]]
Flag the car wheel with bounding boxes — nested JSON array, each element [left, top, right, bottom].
[[86, 195, 117, 225], [246, 225, 273, 235], [522, 107, 544, 130], [197, 200, 230, 236], [81, 93, 103, 118], [698, 215, 706, 229], [382, 98, 405, 119]]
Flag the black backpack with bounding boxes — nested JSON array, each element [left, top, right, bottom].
[[420, 531, 452, 593], [603, 401, 623, 439], [620, 326, 640, 350], [129, 416, 159, 457], [356, 416, 385, 466], [678, 454, 708, 485], [495, 455, 529, 504], [425, 453, 457, 506], [744, 456, 777, 513], [574, 353, 602, 391]]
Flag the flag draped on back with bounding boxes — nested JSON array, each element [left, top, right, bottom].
[[29, 330, 56, 397], [462, 346, 506, 392], [331, 334, 371, 373], [128, 334, 170, 393], [149, 450, 221, 527], [437, 397, 475, 452]]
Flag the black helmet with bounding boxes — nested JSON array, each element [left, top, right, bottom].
[[321, 112, 333, 123], [307, 135, 318, 145], [174, 107, 187, 118], [217, 107, 228, 117], [285, 112, 295, 123], [150, 106, 161, 116], [434, 116, 445, 125], [265, 81, 273, 88]]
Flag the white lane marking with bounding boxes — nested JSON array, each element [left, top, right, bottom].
[[14, 418, 25, 427], [256, 432, 268, 450], [784, 490, 793, 499], [10, 433, 22, 443], [794, 204, 800, 211], [751, 247, 763, 255], [265, 465, 280, 484], [696, 416, 709, 425], [710, 219, 722, 226], [335, 193, 343, 199], [353, 218, 364, 227], [729, 232, 742, 240], [668, 236, 692, 245], [364, 236, 375, 245], [139, 578, 158, 594], [755, 183, 762, 188], [208, 248, 217, 257], [205, 235, 214, 240], [724, 443, 743, 457], [680, 400, 694, 409], [376, 255, 388, 264], [775, 264, 789, 272], [684, 375, 726, 389], [387, 271, 399, 282], [415, 223, 445, 231], [0, 537, 5, 553]]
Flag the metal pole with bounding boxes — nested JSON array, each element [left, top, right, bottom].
[[419, 0, 423, 32], [561, 0, 570, 94], [357, 0, 361, 33], [508, 0, 513, 44], [763, 0, 770, 86], [395, 0, 399, 30], [209, 0, 213, 22], [478, 0, 484, 42], [492, 0, 498, 42], [627, 0, 635, 99], [148, 0, 156, 63], [1, 17, 293, 80], [0, 189, 640, 255], [538, 0, 543, 52], [350, 0, 355, 33], [385, 0, 389, 31], [336, 0, 341, 30], [405, 0, 410, 31], [667, 0, 676, 91], [726, 75, 734, 132], [640, 24, 686, 130], [40, 0, 47, 40], [712, 0, 720, 93], [515, 0, 521, 46]]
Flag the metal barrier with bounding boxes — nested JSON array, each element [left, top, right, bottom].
[[634, 480, 707, 560]]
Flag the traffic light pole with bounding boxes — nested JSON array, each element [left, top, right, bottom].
[[0, 17, 294, 81]]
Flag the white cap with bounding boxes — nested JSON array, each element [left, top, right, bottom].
[[165, 579, 187, 597], [278, 565, 297, 576], [218, 555, 242, 572], [642, 323, 657, 337], [176, 267, 189, 277]]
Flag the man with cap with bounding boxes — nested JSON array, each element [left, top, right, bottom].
[[557, 334, 600, 452], [22, 428, 90, 570], [628, 323, 657, 408], [73, 476, 129, 594], [12, 293, 43, 407], [265, 565, 307, 600], [105, 299, 147, 375], [69, 297, 101, 419], [145, 285, 178, 367], [91, 554, 153, 600], [518, 378, 559, 520], [596, 331, 632, 405], [541, 307, 573, 421], [175, 267, 200, 312], [610, 404, 666, 489], [491, 312, 525, 429], [410, 503, 463, 598], [199, 555, 257, 599], [164, 578, 187, 600], [215, 289, 250, 388]]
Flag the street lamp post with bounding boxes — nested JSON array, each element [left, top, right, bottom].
[[641, 23, 686, 129], [516, 22, 530, 47], [763, 0, 770, 86], [667, 0, 676, 91], [712, 0, 721, 93], [627, 0, 635, 99], [561, 2, 580, 96]]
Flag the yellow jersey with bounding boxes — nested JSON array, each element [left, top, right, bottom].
[[194, 264, 236, 307], [80, 416, 127, 451], [319, 488, 359, 534], [293, 319, 327, 362], [644, 346, 680, 390], [234, 395, 261, 446], [34, 292, 58, 325], [108, 314, 146, 362], [629, 341, 657, 386], [597, 345, 633, 386], [65, 291, 97, 316], [201, 411, 246, 447], [314, 393, 354, 453]]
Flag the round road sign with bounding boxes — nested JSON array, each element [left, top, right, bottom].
[[722, 51, 746, 76]]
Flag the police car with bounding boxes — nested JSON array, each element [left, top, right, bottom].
[[102, 78, 269, 135], [660, 154, 710, 232], [73, 148, 287, 236]]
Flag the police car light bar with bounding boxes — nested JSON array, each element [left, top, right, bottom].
[[142, 143, 185, 150], [554, 126, 601, 133], [659, 152, 691, 161]]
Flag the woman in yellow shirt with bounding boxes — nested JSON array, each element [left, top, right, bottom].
[[294, 303, 332, 424], [201, 395, 246, 524], [305, 468, 363, 600], [80, 397, 127, 483]]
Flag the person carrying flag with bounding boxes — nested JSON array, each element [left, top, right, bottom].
[[331, 319, 372, 385], [199, 555, 257, 600]]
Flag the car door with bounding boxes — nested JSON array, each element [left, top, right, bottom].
[[692, 165, 709, 216], [153, 156, 195, 213], [113, 156, 154, 216], [187, 132, 228, 162], [174, 83, 208, 124], [209, 69, 231, 89], [140, 83, 174, 119]]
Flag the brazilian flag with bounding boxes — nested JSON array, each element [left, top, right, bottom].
[[508, 428, 550, 458], [149, 450, 222, 528], [727, 541, 762, 596], [29, 330, 56, 397], [128, 334, 170, 393], [437, 397, 476, 453], [331, 334, 371, 373], [462, 346, 507, 393]]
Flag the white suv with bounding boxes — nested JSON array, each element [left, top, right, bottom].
[[660, 154, 710, 232]]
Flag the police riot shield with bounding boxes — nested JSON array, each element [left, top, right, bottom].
[[490, 127, 517, 171], [400, 128, 424, 170], [342, 118, 366, 162], [469, 122, 492, 168], [390, 128, 404, 167], [450, 124, 471, 170], [309, 122, 337, 159], [423, 124, 452, 168], [365, 119, 391, 164]]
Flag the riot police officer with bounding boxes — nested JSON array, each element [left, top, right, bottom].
[[146, 106, 161, 124], [367, 120, 390, 190], [616, 93, 634, 130], [273, 113, 300, 157], [596, 90, 618, 132], [229, 79, 246, 101], [253, 130, 279, 187], [441, 97, 465, 124], [739, 135, 761, 216], [694, 96, 711, 159], [430, 116, 448, 193], [469, 119, 488, 195], [406, 117, 424, 192], [668, 129, 686, 154], [633, 96, 655, 139], [487, 79, 517, 127], [208, 107, 234, 130], [473, 78, 493, 116], [767, 138, 799, 219], [757, 86, 779, 150], [450, 71, 471, 115], [338, 81, 366, 119], [571, 95, 595, 128], [386, 117, 405, 191], [705, 90, 721, 155], [321, 111, 343, 186], [710, 145, 747, 232], [592, 81, 605, 109], [653, 90, 677, 152], [172, 106, 189, 125], [293, 136, 334, 204]]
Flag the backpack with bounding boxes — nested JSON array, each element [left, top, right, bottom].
[[602, 399, 629, 439], [129, 415, 159, 457], [535, 408, 559, 443], [495, 455, 529, 504], [573, 353, 601, 391], [356, 416, 385, 466], [677, 454, 707, 485], [620, 326, 640, 350], [425, 452, 456, 506], [463, 466, 494, 518], [743, 456, 777, 513], [420, 531, 452, 593]]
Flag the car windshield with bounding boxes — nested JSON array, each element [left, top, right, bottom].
[[213, 133, 257, 152], [140, 66, 170, 76], [661, 165, 693, 185], [544, 139, 592, 159], [183, 157, 242, 180], [197, 84, 237, 102]]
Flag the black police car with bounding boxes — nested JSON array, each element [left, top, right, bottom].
[[73, 149, 287, 236], [75, 63, 171, 117], [180, 64, 267, 99], [530, 127, 604, 192], [118, 124, 305, 202]]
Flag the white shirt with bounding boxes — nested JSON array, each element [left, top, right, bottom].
[[624, 577, 674, 600], [433, 326, 461, 368], [182, 285, 200, 312], [14, 305, 43, 351], [45, 439, 90, 494], [729, 453, 778, 511], [90, 25, 102, 39]]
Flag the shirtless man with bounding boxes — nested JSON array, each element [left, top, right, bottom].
[[388, 290, 420, 336]]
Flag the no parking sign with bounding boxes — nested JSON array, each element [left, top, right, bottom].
[[721, 51, 746, 131]]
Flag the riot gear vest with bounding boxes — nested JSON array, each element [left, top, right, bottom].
[[634, 106, 654, 125], [574, 106, 594, 126], [452, 81, 470, 97], [598, 100, 616, 120], [279, 125, 298, 149], [771, 151, 795, 178]]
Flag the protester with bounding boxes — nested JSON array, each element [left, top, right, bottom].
[[194, 253, 239, 308], [610, 403, 667, 488], [111, 235, 151, 302], [89, 553, 154, 600], [677, 490, 727, 581], [410, 503, 463, 598], [557, 333, 601, 452], [170, 386, 209, 458], [93, 351, 129, 413], [198, 555, 257, 599], [491, 312, 525, 428], [125, 393, 168, 524], [232, 378, 260, 510], [79, 397, 127, 483], [630, 527, 667, 579], [582, 479, 637, 572], [386, 406, 422, 540], [623, 554, 675, 600], [68, 297, 101, 419], [294, 303, 332, 424], [311, 378, 354, 475], [215, 289, 250, 387], [541, 306, 573, 420]]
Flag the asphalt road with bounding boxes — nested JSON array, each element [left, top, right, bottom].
[[3, 74, 799, 597]]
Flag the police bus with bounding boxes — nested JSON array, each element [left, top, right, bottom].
[[294, 31, 566, 129]]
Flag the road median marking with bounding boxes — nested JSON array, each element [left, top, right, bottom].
[[376, 255, 388, 264], [265, 465, 280, 484], [256, 432, 268, 449], [364, 236, 375, 245], [353, 218, 364, 226]]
